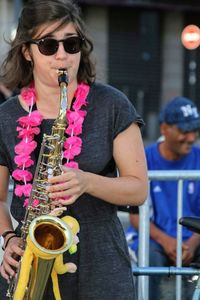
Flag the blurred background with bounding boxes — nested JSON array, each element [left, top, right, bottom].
[[1, 0, 200, 142]]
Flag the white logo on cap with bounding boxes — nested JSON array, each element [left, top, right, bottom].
[[180, 104, 199, 118]]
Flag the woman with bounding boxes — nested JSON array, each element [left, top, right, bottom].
[[0, 0, 148, 299]]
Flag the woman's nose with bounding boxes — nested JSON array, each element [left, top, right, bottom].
[[55, 41, 67, 59]]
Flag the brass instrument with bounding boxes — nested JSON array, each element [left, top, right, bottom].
[[7, 70, 78, 300]]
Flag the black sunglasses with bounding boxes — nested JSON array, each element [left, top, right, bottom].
[[29, 36, 84, 56]]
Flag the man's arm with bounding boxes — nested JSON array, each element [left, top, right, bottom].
[[130, 213, 178, 263]]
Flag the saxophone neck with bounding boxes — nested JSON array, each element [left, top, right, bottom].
[[57, 69, 68, 125]]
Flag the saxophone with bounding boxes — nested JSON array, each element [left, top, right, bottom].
[[7, 70, 79, 300]]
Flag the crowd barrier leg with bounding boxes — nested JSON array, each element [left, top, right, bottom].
[[138, 198, 150, 300]]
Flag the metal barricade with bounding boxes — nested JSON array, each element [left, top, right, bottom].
[[133, 170, 200, 300]]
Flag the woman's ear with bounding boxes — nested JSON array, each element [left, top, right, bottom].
[[22, 44, 32, 62]]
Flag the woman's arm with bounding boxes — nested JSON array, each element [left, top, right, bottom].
[[0, 166, 23, 280], [0, 166, 13, 235], [48, 123, 148, 206], [85, 123, 148, 206]]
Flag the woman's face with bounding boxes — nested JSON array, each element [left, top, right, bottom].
[[24, 21, 81, 89]]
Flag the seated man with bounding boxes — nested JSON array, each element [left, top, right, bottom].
[[127, 96, 200, 300]]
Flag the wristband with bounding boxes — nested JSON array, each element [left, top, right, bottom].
[[3, 234, 17, 250], [0, 230, 16, 250], [2, 230, 15, 238]]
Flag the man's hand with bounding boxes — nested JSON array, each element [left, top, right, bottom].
[[182, 243, 194, 266], [161, 235, 177, 264], [161, 235, 197, 265], [182, 234, 200, 266]]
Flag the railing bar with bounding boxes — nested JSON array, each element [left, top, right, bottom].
[[133, 267, 200, 276], [176, 179, 183, 300], [148, 170, 200, 181], [138, 198, 150, 300]]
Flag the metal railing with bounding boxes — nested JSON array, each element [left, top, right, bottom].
[[133, 170, 200, 300]]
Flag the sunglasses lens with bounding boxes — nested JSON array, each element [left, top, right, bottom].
[[63, 36, 82, 54], [34, 36, 83, 56], [38, 39, 58, 56]]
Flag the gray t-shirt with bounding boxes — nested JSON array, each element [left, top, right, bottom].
[[0, 82, 143, 299], [0, 81, 143, 224]]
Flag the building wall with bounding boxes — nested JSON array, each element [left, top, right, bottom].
[[83, 6, 108, 83], [83, 6, 199, 141], [161, 12, 184, 105]]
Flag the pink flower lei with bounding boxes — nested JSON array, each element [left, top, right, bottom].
[[12, 82, 90, 207]]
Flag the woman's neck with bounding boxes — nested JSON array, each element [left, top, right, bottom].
[[20, 80, 78, 119]]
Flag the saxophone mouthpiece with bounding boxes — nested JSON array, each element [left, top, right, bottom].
[[57, 69, 68, 86]]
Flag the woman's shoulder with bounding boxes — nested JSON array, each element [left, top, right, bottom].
[[91, 81, 128, 98], [88, 81, 144, 131], [89, 81, 133, 108], [0, 95, 19, 112], [0, 95, 22, 124]]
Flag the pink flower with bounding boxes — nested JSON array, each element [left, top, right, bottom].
[[64, 136, 82, 147], [23, 198, 29, 207], [12, 169, 33, 182], [18, 111, 43, 127], [14, 154, 34, 168], [23, 198, 39, 208], [67, 110, 86, 123], [17, 126, 40, 139], [64, 161, 79, 169], [15, 140, 37, 155], [66, 124, 82, 136], [66, 110, 87, 135], [21, 83, 36, 106], [63, 136, 82, 160], [73, 83, 89, 110], [15, 183, 32, 197]]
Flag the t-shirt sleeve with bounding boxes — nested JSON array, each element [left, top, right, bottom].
[[113, 91, 144, 138]]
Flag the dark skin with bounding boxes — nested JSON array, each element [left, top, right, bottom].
[[159, 123, 199, 160], [130, 123, 200, 266]]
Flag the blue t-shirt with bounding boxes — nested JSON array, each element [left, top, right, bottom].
[[126, 142, 200, 251]]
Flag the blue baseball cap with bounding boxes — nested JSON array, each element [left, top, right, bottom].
[[159, 96, 200, 132]]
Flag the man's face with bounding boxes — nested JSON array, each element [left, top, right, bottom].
[[161, 123, 199, 157]]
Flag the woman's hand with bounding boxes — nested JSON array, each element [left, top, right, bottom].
[[0, 236, 24, 281], [47, 166, 89, 205]]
